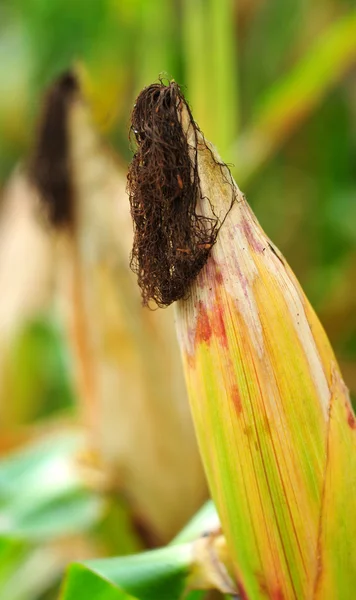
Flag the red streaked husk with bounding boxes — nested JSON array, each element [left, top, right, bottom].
[[174, 108, 356, 599]]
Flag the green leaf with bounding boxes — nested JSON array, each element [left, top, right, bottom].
[[62, 564, 137, 600], [5, 315, 74, 423], [0, 536, 63, 600], [234, 9, 356, 184], [61, 544, 193, 600], [182, 0, 238, 159], [171, 500, 219, 546], [0, 433, 104, 540]]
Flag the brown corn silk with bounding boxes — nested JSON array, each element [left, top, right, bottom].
[[128, 81, 234, 307], [29, 71, 78, 228], [128, 82, 356, 598]]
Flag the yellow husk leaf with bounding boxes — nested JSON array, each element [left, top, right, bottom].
[[175, 107, 356, 599]]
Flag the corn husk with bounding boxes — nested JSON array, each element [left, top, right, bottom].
[[174, 106, 356, 598]]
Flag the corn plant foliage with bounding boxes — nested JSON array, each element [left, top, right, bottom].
[[234, 9, 356, 184], [61, 545, 192, 600], [0, 433, 103, 540], [61, 503, 219, 600], [0, 538, 53, 600], [62, 566, 137, 600], [62, 564, 205, 600]]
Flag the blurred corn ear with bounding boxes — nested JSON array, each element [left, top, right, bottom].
[[28, 73, 207, 542], [129, 87, 356, 598]]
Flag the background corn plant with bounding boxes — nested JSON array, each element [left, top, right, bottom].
[[0, 0, 355, 599]]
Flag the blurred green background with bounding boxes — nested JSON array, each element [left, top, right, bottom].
[[0, 1, 355, 599]]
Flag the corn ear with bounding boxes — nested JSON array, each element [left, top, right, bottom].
[[174, 107, 356, 599], [30, 74, 208, 541]]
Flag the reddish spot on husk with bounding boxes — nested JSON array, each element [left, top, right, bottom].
[[216, 270, 223, 285], [231, 384, 242, 415], [257, 575, 284, 600], [200, 253, 224, 288], [257, 574, 268, 597], [347, 406, 356, 429], [195, 301, 212, 345], [211, 305, 227, 345], [237, 579, 249, 600], [186, 351, 195, 369], [242, 219, 264, 253]]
